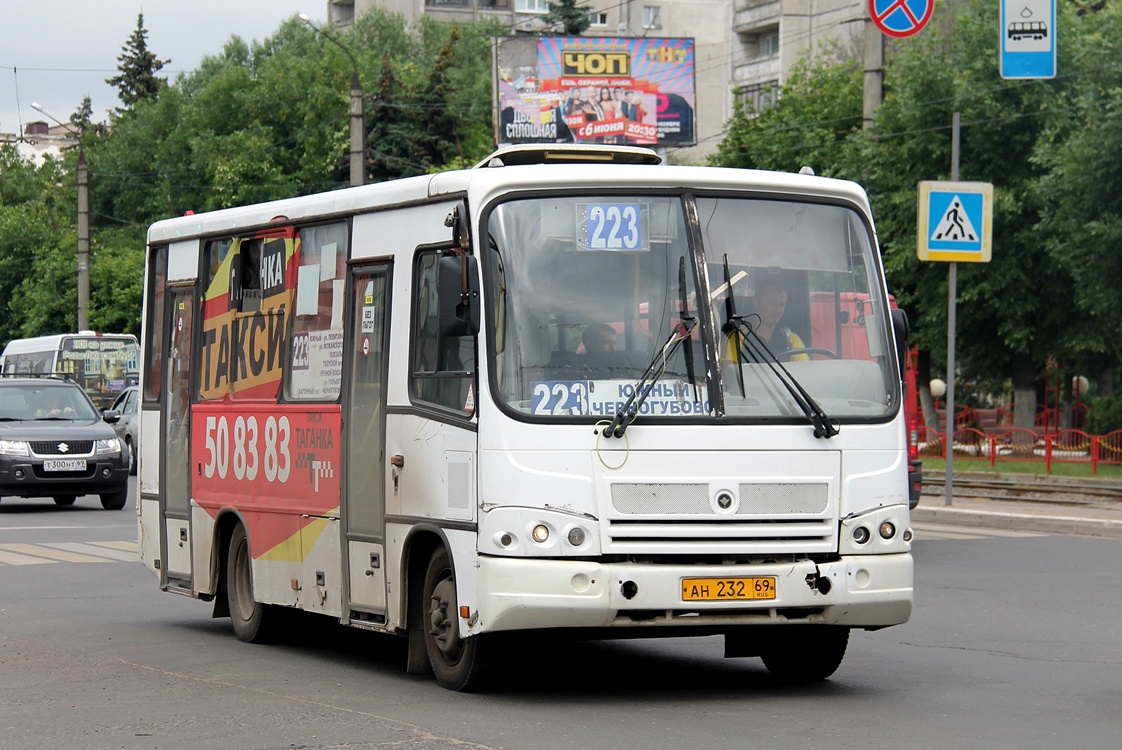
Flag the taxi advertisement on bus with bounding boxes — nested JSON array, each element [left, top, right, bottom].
[[190, 226, 343, 549]]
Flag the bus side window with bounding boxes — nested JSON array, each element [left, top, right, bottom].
[[286, 222, 348, 402], [410, 249, 475, 414]]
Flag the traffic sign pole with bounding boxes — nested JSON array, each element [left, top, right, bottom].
[[946, 112, 959, 508], [917, 120, 994, 506]]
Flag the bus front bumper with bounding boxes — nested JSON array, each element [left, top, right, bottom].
[[470, 553, 912, 634]]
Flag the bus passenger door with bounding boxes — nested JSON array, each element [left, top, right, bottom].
[[344, 265, 390, 620], [162, 287, 195, 588]]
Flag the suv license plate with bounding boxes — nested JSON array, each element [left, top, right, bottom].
[[44, 459, 87, 471], [681, 576, 777, 602]]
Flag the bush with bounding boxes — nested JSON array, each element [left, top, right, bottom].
[[1086, 394, 1122, 435]]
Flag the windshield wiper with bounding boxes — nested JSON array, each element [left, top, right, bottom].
[[726, 316, 839, 440], [604, 257, 698, 439], [718, 256, 836, 439]]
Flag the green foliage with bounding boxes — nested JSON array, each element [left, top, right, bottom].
[[0, 149, 77, 345], [711, 55, 863, 176], [0, 9, 503, 341], [106, 13, 170, 108], [1086, 394, 1122, 436], [711, 0, 1118, 405], [89, 226, 145, 339], [544, 0, 592, 35]]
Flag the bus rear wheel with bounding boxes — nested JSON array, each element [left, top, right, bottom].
[[53, 495, 77, 506], [422, 547, 492, 691], [760, 626, 850, 684], [227, 524, 277, 643]]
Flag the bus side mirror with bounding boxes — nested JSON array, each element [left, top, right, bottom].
[[437, 253, 480, 338], [890, 308, 909, 379]]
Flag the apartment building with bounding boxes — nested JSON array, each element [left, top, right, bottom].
[[327, 0, 867, 161]]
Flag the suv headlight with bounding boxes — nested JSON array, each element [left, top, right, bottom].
[[0, 439, 30, 457], [95, 437, 122, 456]]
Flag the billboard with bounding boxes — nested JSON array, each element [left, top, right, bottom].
[[494, 36, 696, 148]]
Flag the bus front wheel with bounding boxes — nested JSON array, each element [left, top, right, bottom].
[[227, 524, 276, 643], [760, 626, 849, 684], [422, 547, 492, 691]]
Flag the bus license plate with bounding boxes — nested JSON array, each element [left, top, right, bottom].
[[44, 459, 86, 471], [681, 577, 776, 602]]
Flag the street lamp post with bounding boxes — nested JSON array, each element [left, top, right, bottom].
[[31, 102, 90, 332], [299, 13, 365, 187]]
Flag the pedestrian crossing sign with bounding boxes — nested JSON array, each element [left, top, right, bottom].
[[917, 181, 993, 262]]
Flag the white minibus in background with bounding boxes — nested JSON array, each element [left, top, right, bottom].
[[0, 332, 139, 410]]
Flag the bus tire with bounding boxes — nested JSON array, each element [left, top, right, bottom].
[[227, 524, 276, 643], [100, 488, 128, 510], [422, 547, 492, 691], [54, 495, 77, 506], [760, 626, 849, 684]]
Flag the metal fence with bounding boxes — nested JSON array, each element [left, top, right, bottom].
[[917, 427, 1122, 474]]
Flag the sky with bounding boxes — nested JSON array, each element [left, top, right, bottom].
[[1, 0, 318, 136]]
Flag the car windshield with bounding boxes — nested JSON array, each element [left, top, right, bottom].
[[485, 193, 898, 423], [0, 385, 98, 421]]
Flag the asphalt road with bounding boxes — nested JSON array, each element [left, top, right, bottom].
[[1, 486, 1119, 750]]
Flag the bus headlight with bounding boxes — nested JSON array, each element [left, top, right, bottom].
[[840, 505, 911, 555], [478, 507, 602, 557]]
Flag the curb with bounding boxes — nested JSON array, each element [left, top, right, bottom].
[[911, 506, 1122, 540]]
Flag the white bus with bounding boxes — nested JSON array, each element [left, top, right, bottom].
[[137, 145, 913, 691], [0, 332, 139, 409]]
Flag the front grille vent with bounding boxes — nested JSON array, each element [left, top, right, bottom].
[[30, 440, 94, 456], [607, 481, 835, 555]]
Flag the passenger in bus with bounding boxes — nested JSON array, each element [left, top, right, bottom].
[[581, 322, 617, 354], [579, 322, 626, 378], [723, 278, 807, 366]]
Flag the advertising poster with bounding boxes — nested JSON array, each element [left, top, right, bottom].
[[495, 36, 696, 148]]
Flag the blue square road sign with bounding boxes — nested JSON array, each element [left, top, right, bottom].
[[917, 181, 993, 263]]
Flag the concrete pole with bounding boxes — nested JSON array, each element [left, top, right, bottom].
[[349, 71, 365, 187], [77, 144, 90, 331], [862, 18, 884, 130]]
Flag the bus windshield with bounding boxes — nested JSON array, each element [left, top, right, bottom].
[[486, 193, 897, 422]]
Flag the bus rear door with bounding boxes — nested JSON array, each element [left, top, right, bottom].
[[343, 264, 391, 622], [162, 286, 196, 589]]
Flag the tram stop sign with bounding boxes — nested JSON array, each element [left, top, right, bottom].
[[869, 0, 934, 38], [917, 181, 993, 262]]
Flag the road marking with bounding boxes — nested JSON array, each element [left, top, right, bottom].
[[0, 548, 57, 565], [87, 540, 138, 552], [41, 542, 138, 562], [0, 542, 137, 564]]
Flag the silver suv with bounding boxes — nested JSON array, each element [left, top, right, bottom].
[[0, 375, 130, 509]]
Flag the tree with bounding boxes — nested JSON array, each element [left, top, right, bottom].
[[0, 147, 77, 344], [711, 0, 1093, 431], [1033, 1, 1122, 397], [543, 0, 591, 35], [2, 10, 505, 342], [106, 13, 170, 108]]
